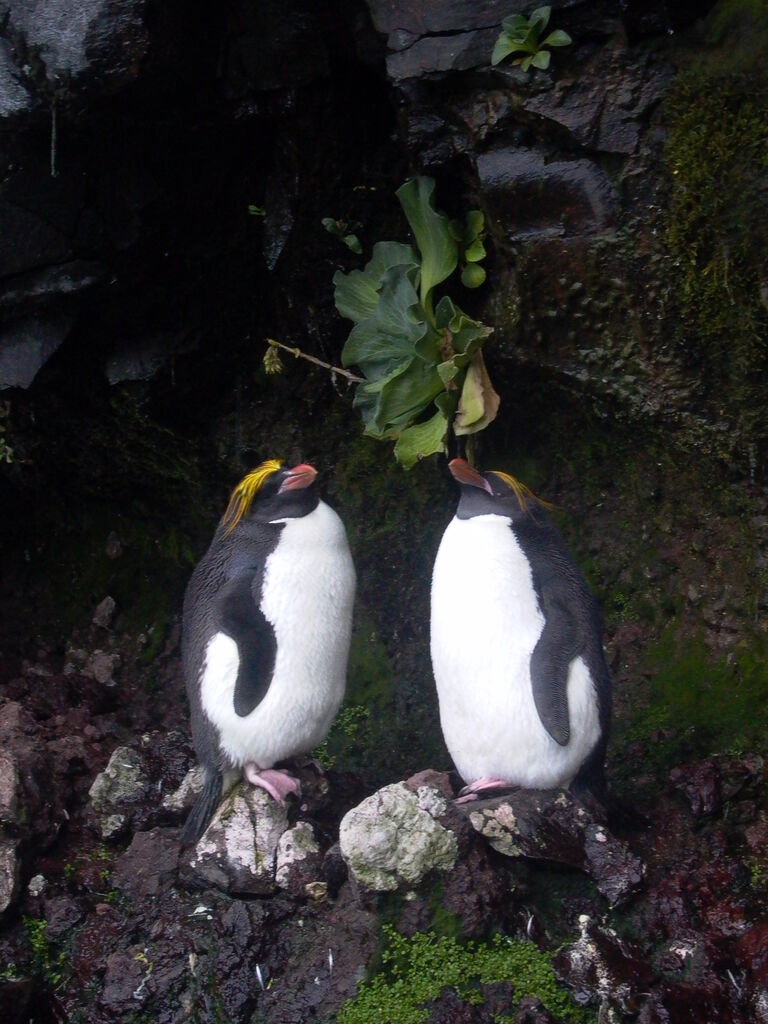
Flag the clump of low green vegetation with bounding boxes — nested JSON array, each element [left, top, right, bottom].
[[23, 916, 69, 990], [664, 0, 768, 444], [338, 926, 595, 1024], [322, 216, 363, 254], [491, 6, 572, 71]]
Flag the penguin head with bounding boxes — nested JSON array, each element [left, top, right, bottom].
[[449, 458, 549, 522], [221, 460, 319, 532]]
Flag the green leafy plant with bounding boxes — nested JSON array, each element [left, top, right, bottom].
[[23, 916, 69, 990], [322, 217, 363, 255], [492, 6, 572, 71], [333, 176, 497, 469], [338, 926, 594, 1024]]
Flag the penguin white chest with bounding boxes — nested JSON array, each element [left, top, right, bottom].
[[430, 514, 599, 789], [201, 501, 356, 767]]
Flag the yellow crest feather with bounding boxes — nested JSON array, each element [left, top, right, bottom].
[[488, 471, 554, 513], [222, 460, 282, 534]]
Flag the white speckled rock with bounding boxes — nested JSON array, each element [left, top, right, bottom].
[[339, 782, 457, 892], [89, 746, 148, 837], [275, 822, 322, 893], [188, 785, 289, 895], [0, 838, 19, 914], [0, 752, 19, 824], [161, 766, 204, 813]]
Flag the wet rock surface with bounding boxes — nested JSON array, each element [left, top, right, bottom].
[[1, 0, 767, 1022], [465, 788, 644, 906]]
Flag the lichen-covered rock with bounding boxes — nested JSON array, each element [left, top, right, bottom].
[[0, 837, 19, 914], [88, 745, 148, 837], [466, 789, 644, 906], [275, 821, 322, 895], [161, 765, 204, 814], [339, 782, 458, 892], [0, 752, 19, 824], [187, 785, 289, 895]]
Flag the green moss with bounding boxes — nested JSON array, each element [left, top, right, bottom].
[[612, 628, 768, 785], [664, 3, 768, 444], [338, 926, 594, 1024]]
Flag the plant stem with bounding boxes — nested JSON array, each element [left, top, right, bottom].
[[266, 339, 364, 383]]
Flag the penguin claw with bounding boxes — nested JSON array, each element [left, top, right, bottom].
[[244, 764, 301, 802], [456, 777, 514, 803]]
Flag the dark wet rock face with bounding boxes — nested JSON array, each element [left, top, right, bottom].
[[477, 148, 617, 240]]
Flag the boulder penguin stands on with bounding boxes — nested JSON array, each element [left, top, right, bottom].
[[181, 460, 356, 841], [430, 459, 610, 802]]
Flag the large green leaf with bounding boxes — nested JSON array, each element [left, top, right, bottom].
[[454, 350, 501, 436], [353, 356, 443, 439], [435, 296, 494, 354], [371, 359, 444, 435], [334, 241, 417, 323], [341, 267, 425, 376], [396, 177, 458, 307], [394, 410, 449, 469]]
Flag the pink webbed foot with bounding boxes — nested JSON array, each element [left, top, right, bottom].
[[244, 763, 301, 803], [455, 776, 515, 805]]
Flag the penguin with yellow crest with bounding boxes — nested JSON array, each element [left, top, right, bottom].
[[181, 460, 356, 841], [431, 459, 610, 803]]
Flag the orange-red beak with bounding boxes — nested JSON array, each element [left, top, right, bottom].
[[448, 458, 492, 494], [279, 463, 318, 492]]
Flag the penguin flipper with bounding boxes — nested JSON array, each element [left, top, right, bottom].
[[216, 571, 277, 717], [180, 769, 222, 843], [529, 603, 581, 747]]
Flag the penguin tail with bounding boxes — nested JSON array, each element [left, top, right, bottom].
[[180, 769, 222, 844]]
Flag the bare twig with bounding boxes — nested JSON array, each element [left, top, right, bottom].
[[266, 338, 364, 383]]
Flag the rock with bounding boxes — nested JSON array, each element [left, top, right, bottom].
[[0, 40, 31, 119], [44, 894, 84, 939], [27, 873, 46, 896], [465, 789, 644, 906], [669, 761, 721, 818], [0, 838, 19, 913], [0, 751, 19, 823], [85, 649, 119, 685], [92, 596, 116, 629], [0, 312, 76, 389], [555, 914, 655, 1016], [275, 821, 322, 895], [113, 828, 180, 898], [339, 782, 458, 892], [187, 785, 289, 895], [88, 745, 149, 836], [477, 147, 617, 240], [3, 0, 149, 100], [161, 765, 204, 814]]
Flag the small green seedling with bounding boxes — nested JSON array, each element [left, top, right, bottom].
[[322, 217, 363, 255], [492, 6, 572, 71]]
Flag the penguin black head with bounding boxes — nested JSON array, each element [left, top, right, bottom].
[[449, 458, 549, 523], [221, 460, 320, 532]]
